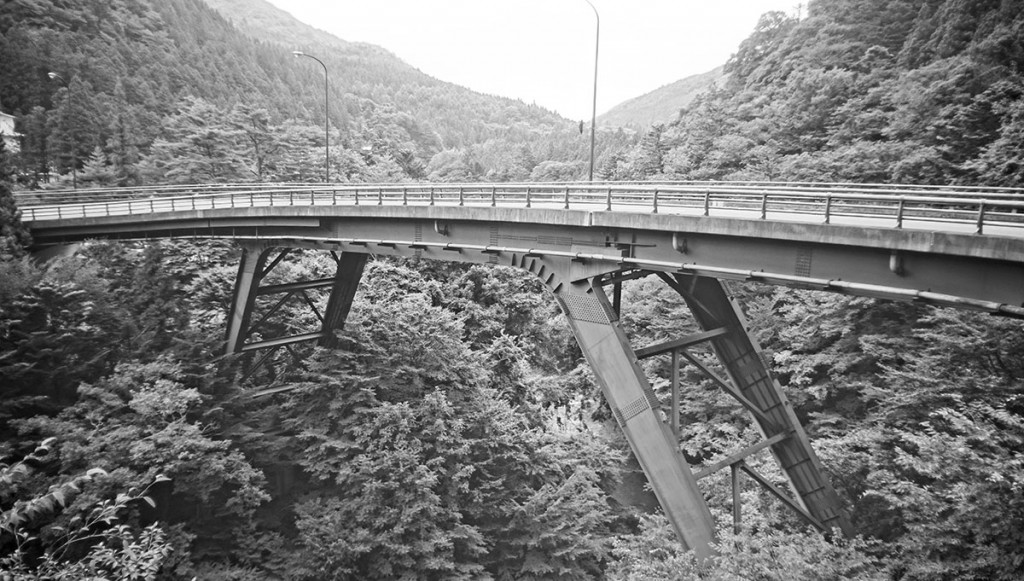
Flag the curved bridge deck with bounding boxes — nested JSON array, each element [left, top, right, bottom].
[[19, 181, 1024, 316]]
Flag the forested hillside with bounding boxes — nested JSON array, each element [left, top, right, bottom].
[[0, 0, 632, 187], [600, 0, 1024, 186], [3, 0, 1024, 579]]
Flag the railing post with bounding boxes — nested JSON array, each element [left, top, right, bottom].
[[458, 187, 464, 206], [526, 186, 531, 208], [378, 187, 383, 205], [249, 192, 254, 208], [310, 189, 315, 206], [290, 191, 295, 206], [653, 189, 659, 214], [896, 197, 905, 229], [353, 189, 358, 206], [491, 186, 497, 207], [606, 187, 612, 211], [824, 195, 832, 224], [150, 199, 155, 213], [564, 187, 570, 210], [403, 187, 408, 205], [760, 191, 768, 220], [429, 187, 435, 206], [704, 190, 711, 216], [977, 202, 986, 234]]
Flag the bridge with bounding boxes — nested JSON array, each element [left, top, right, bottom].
[[16, 181, 1024, 558]]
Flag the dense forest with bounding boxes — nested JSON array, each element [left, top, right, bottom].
[[3, 0, 1024, 579], [602, 0, 1024, 185]]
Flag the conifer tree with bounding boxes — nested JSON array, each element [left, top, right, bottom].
[[0, 138, 31, 258]]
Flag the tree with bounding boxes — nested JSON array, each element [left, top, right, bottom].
[[47, 75, 104, 185], [230, 104, 282, 182], [105, 79, 144, 186], [16, 106, 51, 186], [77, 145, 116, 187], [142, 96, 247, 184], [1, 440, 174, 580], [0, 138, 31, 257], [12, 358, 270, 574]]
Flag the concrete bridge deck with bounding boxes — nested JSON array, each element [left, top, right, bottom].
[[19, 181, 1024, 315]]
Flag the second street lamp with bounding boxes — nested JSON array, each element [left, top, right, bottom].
[[583, 0, 599, 182], [48, 71, 77, 189], [293, 51, 330, 183]]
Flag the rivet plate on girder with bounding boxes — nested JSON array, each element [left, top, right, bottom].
[[561, 294, 609, 324], [619, 396, 651, 422]]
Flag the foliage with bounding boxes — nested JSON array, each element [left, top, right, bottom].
[[608, 514, 884, 580], [235, 259, 626, 579], [606, 0, 1024, 185], [0, 138, 30, 257], [1, 439, 174, 580]]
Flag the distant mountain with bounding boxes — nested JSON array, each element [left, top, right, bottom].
[[599, 66, 726, 128]]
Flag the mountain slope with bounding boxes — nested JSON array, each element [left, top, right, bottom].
[[599, 66, 726, 128], [199, 0, 571, 147], [1, 0, 594, 185], [202, 0, 354, 49]]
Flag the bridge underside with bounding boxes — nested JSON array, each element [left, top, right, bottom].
[[28, 206, 1024, 316]]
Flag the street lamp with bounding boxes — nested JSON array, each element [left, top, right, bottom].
[[293, 51, 330, 183], [583, 0, 599, 182], [48, 71, 77, 189]]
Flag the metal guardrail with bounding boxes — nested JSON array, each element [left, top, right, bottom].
[[15, 181, 1024, 236]]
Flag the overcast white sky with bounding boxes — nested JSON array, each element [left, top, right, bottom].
[[265, 0, 801, 120]]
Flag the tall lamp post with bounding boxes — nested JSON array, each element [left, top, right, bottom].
[[47, 71, 77, 189], [583, 0, 599, 182], [293, 51, 330, 183]]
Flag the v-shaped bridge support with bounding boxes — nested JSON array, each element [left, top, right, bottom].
[[223, 242, 850, 554], [548, 261, 850, 554], [225, 241, 367, 360]]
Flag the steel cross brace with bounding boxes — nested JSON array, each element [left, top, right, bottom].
[[225, 242, 368, 369]]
